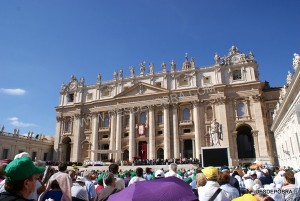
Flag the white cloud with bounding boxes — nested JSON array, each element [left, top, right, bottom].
[[0, 88, 26, 95], [8, 117, 36, 127]]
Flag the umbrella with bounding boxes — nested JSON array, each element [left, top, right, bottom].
[[108, 177, 198, 201]]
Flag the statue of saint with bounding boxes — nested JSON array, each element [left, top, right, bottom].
[[293, 53, 300, 71], [161, 61, 167, 73], [287, 71, 293, 85], [140, 62, 146, 75], [210, 119, 222, 146], [119, 69, 123, 79], [97, 73, 102, 83], [149, 63, 154, 74], [130, 66, 135, 77], [79, 77, 85, 85], [113, 71, 118, 80], [170, 60, 176, 72], [214, 52, 220, 65]]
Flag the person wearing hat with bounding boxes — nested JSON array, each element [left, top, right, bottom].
[[95, 173, 104, 193], [71, 176, 88, 201], [198, 166, 230, 201], [154, 169, 165, 179], [0, 157, 45, 201]]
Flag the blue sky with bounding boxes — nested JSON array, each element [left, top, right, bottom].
[[0, 0, 299, 136]]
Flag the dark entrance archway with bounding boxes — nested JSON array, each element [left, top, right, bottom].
[[237, 125, 255, 159], [157, 148, 164, 160], [62, 137, 71, 162], [183, 139, 193, 158], [138, 141, 147, 159]]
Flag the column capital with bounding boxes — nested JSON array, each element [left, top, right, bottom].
[[74, 114, 82, 119], [232, 131, 238, 138], [162, 104, 170, 109], [148, 105, 155, 110], [56, 116, 63, 122], [192, 100, 200, 108], [91, 112, 98, 118], [251, 95, 262, 102], [172, 103, 179, 109]]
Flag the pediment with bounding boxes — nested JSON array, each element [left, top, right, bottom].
[[115, 82, 169, 98]]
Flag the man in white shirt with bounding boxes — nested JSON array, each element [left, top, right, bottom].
[[165, 163, 182, 179], [198, 166, 231, 201]]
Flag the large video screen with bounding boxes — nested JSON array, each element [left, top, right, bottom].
[[202, 148, 229, 167]]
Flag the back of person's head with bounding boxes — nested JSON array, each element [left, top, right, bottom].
[[196, 173, 207, 187], [136, 167, 143, 177], [202, 166, 218, 181], [217, 172, 230, 185], [109, 164, 119, 174], [83, 171, 92, 179], [145, 167, 151, 174], [195, 167, 202, 174], [284, 170, 295, 184], [169, 163, 177, 171], [103, 172, 115, 186], [58, 162, 67, 172]]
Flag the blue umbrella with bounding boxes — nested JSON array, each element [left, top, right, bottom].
[[108, 177, 197, 201]]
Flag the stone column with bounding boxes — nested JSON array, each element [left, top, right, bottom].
[[163, 104, 170, 159], [193, 102, 201, 159], [54, 116, 62, 161], [252, 130, 260, 158], [115, 110, 122, 162], [72, 115, 81, 162], [172, 104, 180, 158], [109, 113, 116, 160], [232, 131, 238, 164], [148, 106, 155, 160], [192, 139, 196, 158], [91, 113, 99, 161], [129, 109, 136, 162]]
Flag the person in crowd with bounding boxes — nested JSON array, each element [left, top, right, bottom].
[[254, 192, 275, 201], [128, 167, 145, 186], [218, 172, 239, 200], [232, 193, 260, 201], [221, 167, 240, 194], [250, 172, 262, 188], [232, 170, 245, 193], [294, 168, 300, 188], [0, 157, 45, 201], [195, 172, 206, 198], [259, 169, 273, 186], [38, 171, 72, 201], [0, 163, 6, 193], [273, 170, 285, 189], [143, 167, 152, 181], [69, 170, 76, 183], [165, 163, 182, 179], [58, 162, 68, 173], [95, 173, 119, 201], [123, 171, 131, 187], [198, 166, 230, 201], [282, 170, 297, 200], [27, 160, 47, 200], [154, 169, 165, 179], [190, 168, 202, 189], [83, 171, 96, 201], [108, 164, 125, 191], [243, 174, 254, 193], [95, 173, 104, 193], [71, 176, 88, 201]]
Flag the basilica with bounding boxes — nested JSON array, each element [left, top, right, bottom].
[[54, 46, 280, 166]]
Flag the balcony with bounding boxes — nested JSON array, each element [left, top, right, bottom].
[[179, 120, 193, 126], [99, 127, 110, 132]]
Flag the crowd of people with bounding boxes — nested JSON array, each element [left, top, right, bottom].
[[0, 153, 300, 201]]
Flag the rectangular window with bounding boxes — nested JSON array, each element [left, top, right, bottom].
[[125, 116, 129, 127], [233, 70, 242, 80], [183, 129, 191, 133], [67, 93, 74, 102], [157, 130, 163, 135], [103, 135, 109, 139], [2, 149, 8, 159], [87, 93, 93, 101], [124, 133, 129, 137], [43, 153, 48, 161]]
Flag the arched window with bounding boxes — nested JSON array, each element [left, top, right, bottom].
[[104, 115, 110, 127], [237, 103, 246, 117], [233, 70, 242, 80], [183, 108, 190, 120], [140, 112, 146, 124], [206, 106, 213, 121]]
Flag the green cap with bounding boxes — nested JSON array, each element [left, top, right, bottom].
[[184, 177, 192, 184], [5, 157, 45, 181], [97, 173, 104, 182]]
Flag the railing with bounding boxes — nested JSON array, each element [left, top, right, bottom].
[[179, 120, 193, 126]]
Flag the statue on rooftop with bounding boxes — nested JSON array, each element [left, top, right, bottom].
[[149, 63, 154, 74], [293, 53, 300, 71], [97, 73, 102, 83], [113, 70, 118, 80], [214, 52, 220, 65], [119, 69, 123, 79], [140, 62, 146, 75], [171, 60, 176, 72], [161, 61, 167, 73], [130, 66, 135, 77], [287, 71, 293, 85]]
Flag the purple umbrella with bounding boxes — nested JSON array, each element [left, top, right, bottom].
[[108, 177, 198, 201]]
